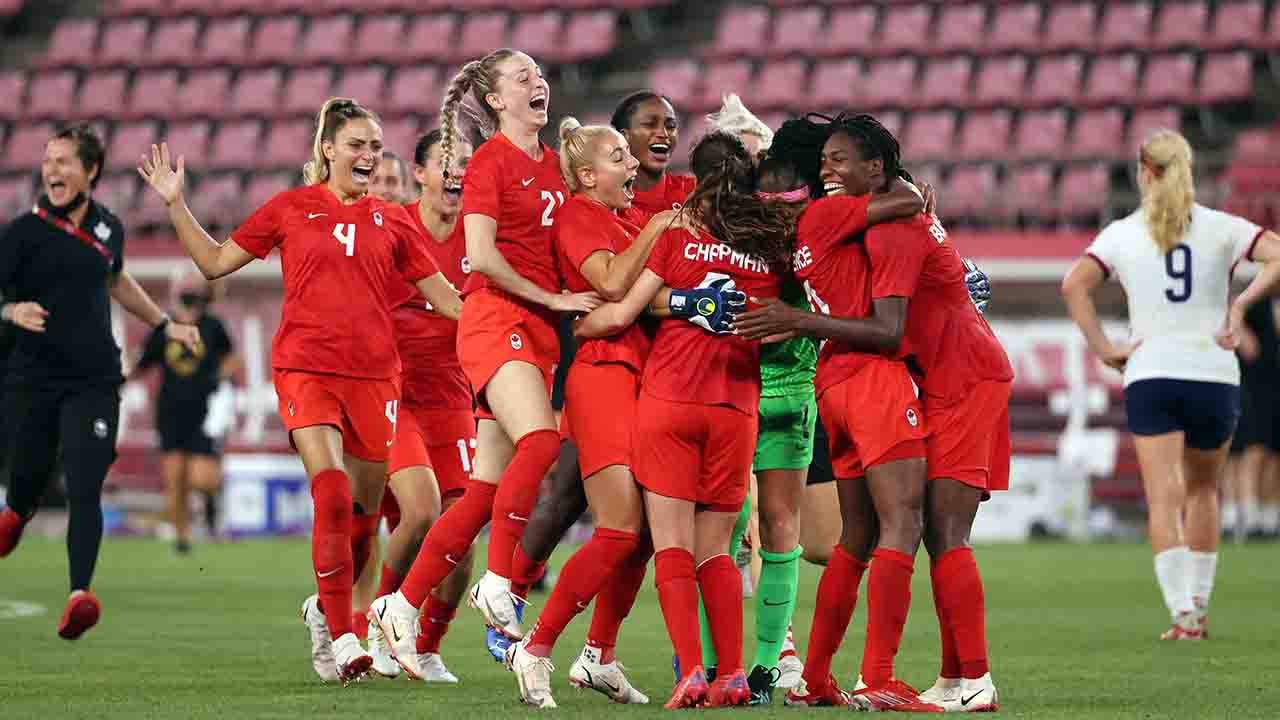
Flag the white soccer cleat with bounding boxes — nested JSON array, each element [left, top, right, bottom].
[[508, 640, 557, 708], [917, 676, 962, 705], [935, 673, 999, 713], [331, 632, 374, 685], [368, 592, 423, 679], [469, 571, 524, 640], [776, 652, 804, 690], [367, 616, 402, 679], [417, 653, 460, 683], [300, 594, 339, 683], [568, 646, 650, 704]]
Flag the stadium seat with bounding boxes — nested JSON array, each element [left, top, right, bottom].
[[230, 68, 283, 117], [457, 13, 510, 62], [189, 173, 243, 223], [903, 111, 956, 163], [125, 70, 179, 121], [1084, 55, 1140, 106], [404, 14, 458, 63], [944, 164, 997, 217], [1205, 1, 1264, 50], [696, 60, 754, 112], [262, 119, 312, 169], [381, 116, 421, 157], [860, 57, 918, 110], [353, 15, 404, 63], [1069, 108, 1127, 159], [1097, 2, 1154, 52], [106, 121, 157, 171], [1042, 2, 1096, 52], [160, 121, 212, 169], [387, 66, 443, 114], [0, 173, 35, 218], [933, 4, 987, 55], [1013, 109, 1068, 160], [1150, 1, 1209, 51], [819, 6, 876, 57], [77, 70, 129, 119], [508, 11, 563, 62], [1002, 163, 1055, 219], [986, 3, 1041, 54], [1057, 164, 1110, 219], [1139, 54, 1196, 105], [809, 59, 861, 111], [42, 18, 99, 68], [956, 110, 1012, 160], [1268, 3, 1280, 49], [876, 5, 933, 56], [1199, 52, 1253, 103], [1028, 55, 1083, 107], [100, 18, 150, 66], [244, 172, 293, 218], [2, 123, 55, 171], [1129, 107, 1181, 147], [94, 174, 138, 215], [200, 17, 251, 66], [771, 6, 824, 57], [250, 16, 301, 65], [107, 0, 166, 16], [210, 120, 263, 170], [649, 59, 700, 109], [0, 70, 25, 120], [917, 56, 973, 109], [299, 15, 354, 64], [973, 56, 1028, 108], [334, 66, 388, 109], [24, 70, 77, 120], [709, 5, 769, 58], [750, 58, 807, 111], [557, 10, 617, 63], [282, 68, 334, 117], [146, 18, 198, 68]]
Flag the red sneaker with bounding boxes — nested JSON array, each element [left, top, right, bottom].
[[706, 668, 749, 707], [784, 676, 851, 707], [665, 666, 709, 709], [58, 590, 102, 640], [0, 507, 29, 557], [851, 678, 925, 711]]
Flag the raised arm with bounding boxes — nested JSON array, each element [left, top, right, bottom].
[[577, 210, 684, 301]]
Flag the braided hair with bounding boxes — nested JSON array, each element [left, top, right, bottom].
[[685, 131, 794, 266]]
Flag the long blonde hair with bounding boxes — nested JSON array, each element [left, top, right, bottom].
[[302, 97, 379, 186], [557, 116, 621, 194], [439, 49, 519, 182], [1138, 129, 1195, 254]]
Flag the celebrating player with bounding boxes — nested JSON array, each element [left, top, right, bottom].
[[369, 149, 413, 205], [138, 97, 462, 685], [1062, 129, 1280, 640]]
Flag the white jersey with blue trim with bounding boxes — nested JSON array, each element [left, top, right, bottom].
[[1086, 203, 1262, 387]]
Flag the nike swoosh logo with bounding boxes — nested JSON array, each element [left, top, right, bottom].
[[317, 567, 342, 578], [445, 554, 459, 565], [390, 623, 401, 643], [602, 678, 620, 693], [521, 178, 535, 187], [386, 439, 393, 447], [378, 605, 387, 622], [961, 690, 984, 706], [307, 212, 326, 219], [763, 599, 788, 607], [507, 512, 528, 522]]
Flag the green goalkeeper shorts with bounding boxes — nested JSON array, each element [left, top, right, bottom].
[[753, 391, 818, 472]]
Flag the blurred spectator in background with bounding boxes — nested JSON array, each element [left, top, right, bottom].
[[1225, 298, 1280, 541]]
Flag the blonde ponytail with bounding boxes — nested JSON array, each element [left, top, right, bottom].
[[440, 49, 519, 179], [1139, 129, 1195, 254], [556, 116, 622, 194], [302, 97, 379, 186]]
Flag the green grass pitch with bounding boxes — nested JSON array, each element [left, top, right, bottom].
[[2, 538, 1278, 718]]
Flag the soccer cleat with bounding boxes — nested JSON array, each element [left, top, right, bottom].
[[568, 646, 649, 704], [671, 654, 681, 685], [57, 590, 101, 640], [850, 677, 927, 712], [508, 640, 557, 708], [1192, 596, 1210, 639], [366, 616, 402, 679], [0, 507, 29, 558], [300, 594, 339, 682], [332, 632, 374, 686], [665, 666, 710, 709], [470, 571, 524, 640], [784, 676, 851, 707], [368, 592, 424, 679], [486, 598, 524, 663], [707, 668, 750, 707], [747, 664, 780, 706], [1160, 611, 1203, 641], [932, 673, 999, 713], [776, 650, 804, 690], [416, 653, 460, 683], [917, 676, 962, 705]]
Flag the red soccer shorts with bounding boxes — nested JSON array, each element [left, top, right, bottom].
[[562, 362, 640, 478], [273, 369, 400, 463], [632, 391, 754, 512], [818, 358, 928, 479], [456, 288, 558, 421], [922, 379, 1013, 492], [387, 404, 477, 500]]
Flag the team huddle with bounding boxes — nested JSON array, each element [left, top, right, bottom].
[[133, 47, 1010, 712]]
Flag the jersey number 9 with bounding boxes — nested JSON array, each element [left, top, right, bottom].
[[1164, 243, 1192, 303]]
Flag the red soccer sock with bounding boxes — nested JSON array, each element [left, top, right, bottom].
[[930, 558, 961, 679], [380, 491, 401, 535], [416, 593, 459, 655], [399, 480, 497, 608], [697, 553, 744, 673], [655, 548, 701, 676], [510, 543, 545, 600], [933, 547, 990, 679], [587, 538, 652, 664], [376, 563, 404, 599], [352, 610, 369, 640], [527, 528, 640, 655], [802, 545, 868, 688], [350, 512, 380, 583], [861, 547, 915, 687], [487, 430, 561, 578], [311, 469, 354, 638]]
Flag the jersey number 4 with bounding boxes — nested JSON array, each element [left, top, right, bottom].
[[333, 224, 356, 257], [1164, 243, 1192, 303]]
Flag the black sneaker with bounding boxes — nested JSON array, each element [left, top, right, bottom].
[[747, 664, 781, 706], [705, 665, 718, 684]]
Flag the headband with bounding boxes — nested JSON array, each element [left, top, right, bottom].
[[755, 186, 811, 203]]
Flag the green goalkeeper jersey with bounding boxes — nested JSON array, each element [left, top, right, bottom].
[[759, 277, 817, 398]]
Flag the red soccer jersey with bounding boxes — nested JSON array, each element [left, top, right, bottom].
[[555, 195, 651, 372], [386, 201, 473, 409], [791, 195, 901, 395], [623, 172, 696, 226], [865, 213, 1013, 399], [461, 133, 567, 296], [641, 227, 780, 415], [232, 184, 440, 380]]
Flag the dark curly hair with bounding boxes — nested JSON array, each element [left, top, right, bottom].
[[685, 131, 793, 266], [767, 112, 913, 196]]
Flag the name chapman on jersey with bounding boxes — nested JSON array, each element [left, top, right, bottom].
[[684, 239, 770, 274]]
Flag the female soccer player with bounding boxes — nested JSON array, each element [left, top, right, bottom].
[[370, 49, 601, 666], [138, 97, 462, 685], [133, 268, 239, 555], [0, 124, 201, 640], [370, 150, 412, 205], [616, 91, 697, 220], [1063, 130, 1280, 641]]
